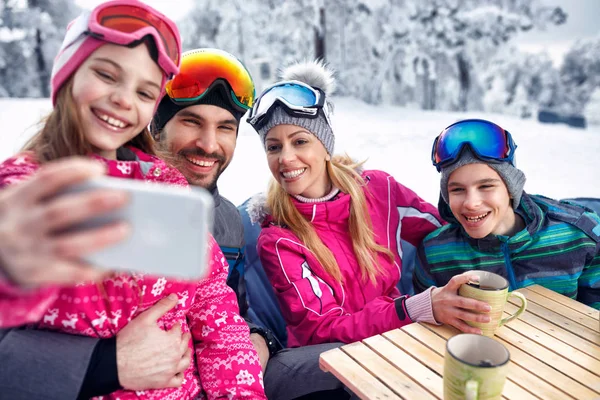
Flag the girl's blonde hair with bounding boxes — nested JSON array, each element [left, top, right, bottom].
[[23, 78, 157, 164], [267, 154, 394, 283]]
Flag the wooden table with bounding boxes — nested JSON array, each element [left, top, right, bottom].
[[319, 284, 600, 400]]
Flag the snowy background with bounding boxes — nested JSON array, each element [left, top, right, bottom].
[[1, 0, 599, 120], [0, 0, 598, 204], [2, 98, 599, 206]]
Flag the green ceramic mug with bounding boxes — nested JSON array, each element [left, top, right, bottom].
[[444, 334, 510, 400], [458, 270, 527, 337]]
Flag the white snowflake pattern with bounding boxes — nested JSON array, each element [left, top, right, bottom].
[[259, 370, 264, 388], [236, 369, 255, 386], [116, 161, 132, 175], [194, 304, 217, 321], [202, 325, 215, 337], [113, 278, 125, 288], [151, 278, 167, 296]]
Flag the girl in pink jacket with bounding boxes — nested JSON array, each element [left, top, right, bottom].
[[246, 61, 493, 347], [0, 2, 265, 399]]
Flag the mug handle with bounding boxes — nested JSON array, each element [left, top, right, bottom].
[[465, 379, 479, 400], [499, 291, 527, 327]]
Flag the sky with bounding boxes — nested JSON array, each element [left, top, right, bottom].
[[77, 0, 599, 66]]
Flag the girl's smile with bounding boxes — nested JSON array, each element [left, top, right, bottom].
[[71, 43, 162, 159]]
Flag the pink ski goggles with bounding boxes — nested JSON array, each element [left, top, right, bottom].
[[66, 0, 181, 78]]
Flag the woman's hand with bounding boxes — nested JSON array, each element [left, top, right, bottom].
[[0, 157, 129, 288], [431, 273, 492, 334]]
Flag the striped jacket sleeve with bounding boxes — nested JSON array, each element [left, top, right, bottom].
[[257, 230, 413, 346], [578, 211, 600, 309]]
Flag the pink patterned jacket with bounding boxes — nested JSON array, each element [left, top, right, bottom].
[[0, 148, 266, 400]]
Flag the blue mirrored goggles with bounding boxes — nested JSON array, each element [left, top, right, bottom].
[[247, 80, 330, 131], [431, 119, 517, 172]]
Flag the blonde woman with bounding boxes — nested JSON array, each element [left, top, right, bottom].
[[247, 61, 493, 349]]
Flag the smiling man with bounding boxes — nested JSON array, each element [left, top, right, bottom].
[[155, 49, 351, 400], [155, 94, 239, 191], [153, 49, 281, 373]]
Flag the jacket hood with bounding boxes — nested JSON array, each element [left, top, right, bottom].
[[437, 193, 457, 225]]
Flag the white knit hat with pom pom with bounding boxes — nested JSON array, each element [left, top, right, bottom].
[[255, 60, 336, 155]]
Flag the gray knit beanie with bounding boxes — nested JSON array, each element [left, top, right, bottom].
[[255, 60, 335, 155], [440, 148, 526, 210]]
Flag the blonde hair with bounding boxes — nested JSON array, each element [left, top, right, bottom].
[[267, 154, 394, 283]]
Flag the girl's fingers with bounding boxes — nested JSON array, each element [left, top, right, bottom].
[[455, 309, 491, 324], [453, 296, 491, 313], [444, 273, 476, 292], [26, 258, 106, 287], [48, 221, 130, 258], [39, 189, 128, 233]]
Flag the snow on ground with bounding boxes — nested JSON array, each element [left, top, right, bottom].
[[2, 97, 599, 206]]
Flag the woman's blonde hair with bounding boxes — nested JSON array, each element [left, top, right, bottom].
[[267, 154, 394, 283], [24, 75, 156, 164]]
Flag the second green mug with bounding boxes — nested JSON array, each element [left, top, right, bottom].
[[444, 333, 510, 400]]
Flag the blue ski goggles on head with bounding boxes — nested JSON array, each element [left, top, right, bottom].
[[247, 80, 331, 131], [431, 119, 517, 172]]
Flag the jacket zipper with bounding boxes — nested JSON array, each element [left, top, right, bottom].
[[500, 241, 517, 290]]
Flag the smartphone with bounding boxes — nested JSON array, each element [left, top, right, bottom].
[[56, 176, 214, 280]]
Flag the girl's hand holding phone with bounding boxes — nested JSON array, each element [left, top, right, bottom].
[[0, 157, 129, 288]]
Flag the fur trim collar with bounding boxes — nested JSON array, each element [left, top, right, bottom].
[[246, 192, 269, 225]]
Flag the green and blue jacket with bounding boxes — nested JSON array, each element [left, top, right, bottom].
[[414, 193, 600, 309]]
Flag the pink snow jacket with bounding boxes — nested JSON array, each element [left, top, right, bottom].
[[255, 170, 444, 347], [0, 148, 266, 400]]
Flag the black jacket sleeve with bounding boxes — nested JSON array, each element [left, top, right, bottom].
[[77, 336, 121, 399], [0, 328, 97, 399]]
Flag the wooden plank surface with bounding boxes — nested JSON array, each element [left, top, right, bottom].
[[527, 284, 599, 319], [519, 287, 597, 330], [504, 301, 600, 360], [318, 286, 600, 400], [320, 347, 401, 400], [496, 322, 600, 392], [403, 324, 539, 400], [363, 334, 443, 399], [501, 312, 600, 374], [342, 341, 438, 400], [507, 294, 600, 345]]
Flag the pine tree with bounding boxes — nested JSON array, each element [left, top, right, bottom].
[[0, 0, 78, 98]]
